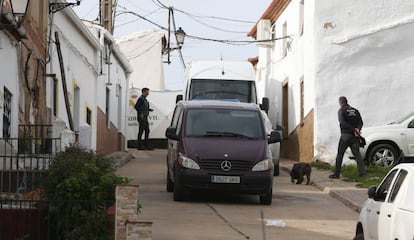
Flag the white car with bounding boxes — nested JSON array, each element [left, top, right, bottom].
[[261, 111, 283, 176], [360, 113, 414, 167], [355, 163, 414, 240]]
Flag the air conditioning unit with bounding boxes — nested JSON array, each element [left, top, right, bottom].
[[257, 19, 272, 48]]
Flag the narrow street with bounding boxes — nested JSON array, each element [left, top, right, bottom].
[[117, 149, 358, 240]]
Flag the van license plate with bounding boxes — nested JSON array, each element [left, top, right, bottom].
[[211, 176, 240, 184]]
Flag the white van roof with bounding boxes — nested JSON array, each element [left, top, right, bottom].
[[186, 60, 255, 81]]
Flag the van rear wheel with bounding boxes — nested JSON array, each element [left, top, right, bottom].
[[260, 188, 273, 205]]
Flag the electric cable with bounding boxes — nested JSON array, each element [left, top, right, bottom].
[[116, 8, 292, 46]]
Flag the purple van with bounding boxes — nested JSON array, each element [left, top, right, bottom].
[[165, 101, 281, 205]]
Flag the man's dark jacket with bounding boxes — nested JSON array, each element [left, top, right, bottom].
[[135, 95, 150, 117], [338, 104, 363, 135]]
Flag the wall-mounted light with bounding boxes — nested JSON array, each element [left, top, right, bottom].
[[0, 0, 30, 29], [49, 0, 80, 14], [175, 27, 186, 48], [164, 26, 186, 64]]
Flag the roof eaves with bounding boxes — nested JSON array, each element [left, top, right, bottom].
[[247, 0, 292, 38]]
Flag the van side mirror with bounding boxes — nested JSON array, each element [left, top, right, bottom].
[[166, 127, 180, 141], [368, 186, 377, 199], [176, 95, 183, 103], [276, 124, 284, 131], [260, 97, 269, 113], [268, 131, 281, 144]]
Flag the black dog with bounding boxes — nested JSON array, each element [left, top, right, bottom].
[[290, 163, 312, 185]]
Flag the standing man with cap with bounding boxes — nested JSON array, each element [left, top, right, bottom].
[[330, 96, 366, 179], [135, 88, 154, 150]]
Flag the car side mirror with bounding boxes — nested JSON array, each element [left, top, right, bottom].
[[166, 127, 180, 141], [260, 97, 269, 113], [276, 124, 284, 131], [268, 131, 281, 144], [368, 186, 377, 199], [176, 95, 183, 103]]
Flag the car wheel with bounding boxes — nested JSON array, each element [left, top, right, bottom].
[[166, 167, 174, 192], [260, 188, 273, 205], [354, 231, 364, 240], [173, 172, 184, 201], [273, 161, 280, 176], [368, 143, 398, 168]]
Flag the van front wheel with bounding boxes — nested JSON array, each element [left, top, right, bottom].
[[173, 174, 184, 201], [166, 168, 173, 192], [260, 188, 273, 205]]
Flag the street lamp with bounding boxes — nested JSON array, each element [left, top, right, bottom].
[[0, 0, 30, 29], [10, 0, 30, 16], [49, 0, 80, 14], [175, 27, 186, 48]]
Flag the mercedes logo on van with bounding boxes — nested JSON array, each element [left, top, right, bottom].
[[221, 160, 232, 172]]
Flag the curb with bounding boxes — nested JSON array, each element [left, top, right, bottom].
[[280, 165, 362, 213], [109, 152, 134, 169]]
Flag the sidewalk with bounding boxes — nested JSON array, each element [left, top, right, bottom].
[[280, 160, 368, 213]]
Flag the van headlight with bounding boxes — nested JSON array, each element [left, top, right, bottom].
[[252, 159, 273, 171], [178, 155, 200, 170]]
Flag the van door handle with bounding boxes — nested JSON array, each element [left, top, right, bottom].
[[387, 214, 391, 218], [376, 211, 380, 215]]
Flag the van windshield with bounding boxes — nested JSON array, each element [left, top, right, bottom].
[[189, 79, 257, 103], [185, 109, 264, 139]]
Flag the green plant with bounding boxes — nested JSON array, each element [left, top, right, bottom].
[[311, 161, 334, 171], [341, 165, 390, 188], [43, 145, 130, 239]]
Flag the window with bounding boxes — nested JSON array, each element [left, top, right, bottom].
[[86, 107, 92, 125], [282, 22, 288, 57], [106, 87, 110, 127], [53, 78, 58, 117], [185, 109, 263, 139], [375, 169, 398, 202], [2, 87, 12, 139], [282, 80, 289, 139], [408, 119, 414, 128], [389, 170, 408, 203], [299, 0, 304, 36], [300, 77, 304, 123], [171, 106, 182, 128]]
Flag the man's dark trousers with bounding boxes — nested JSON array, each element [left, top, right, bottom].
[[334, 133, 366, 176], [138, 116, 150, 148]]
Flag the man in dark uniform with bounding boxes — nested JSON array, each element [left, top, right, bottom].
[[329, 96, 366, 179], [135, 88, 153, 150]]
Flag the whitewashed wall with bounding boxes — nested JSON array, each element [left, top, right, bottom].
[[256, 0, 311, 130], [0, 32, 19, 138], [85, 24, 132, 147], [48, 9, 100, 150], [118, 31, 165, 91], [312, 0, 414, 163]]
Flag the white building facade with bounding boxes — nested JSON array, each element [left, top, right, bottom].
[[250, 0, 414, 164], [0, 31, 20, 139], [47, 8, 132, 155]]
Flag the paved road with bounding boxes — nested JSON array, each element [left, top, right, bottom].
[[117, 149, 358, 240]]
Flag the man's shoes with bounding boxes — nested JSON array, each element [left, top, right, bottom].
[[359, 174, 367, 177], [329, 174, 340, 179], [137, 146, 145, 150], [144, 146, 154, 150]]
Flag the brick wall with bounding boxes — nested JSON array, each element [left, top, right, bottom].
[[115, 185, 152, 240]]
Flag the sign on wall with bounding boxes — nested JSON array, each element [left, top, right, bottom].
[[126, 88, 181, 140]]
